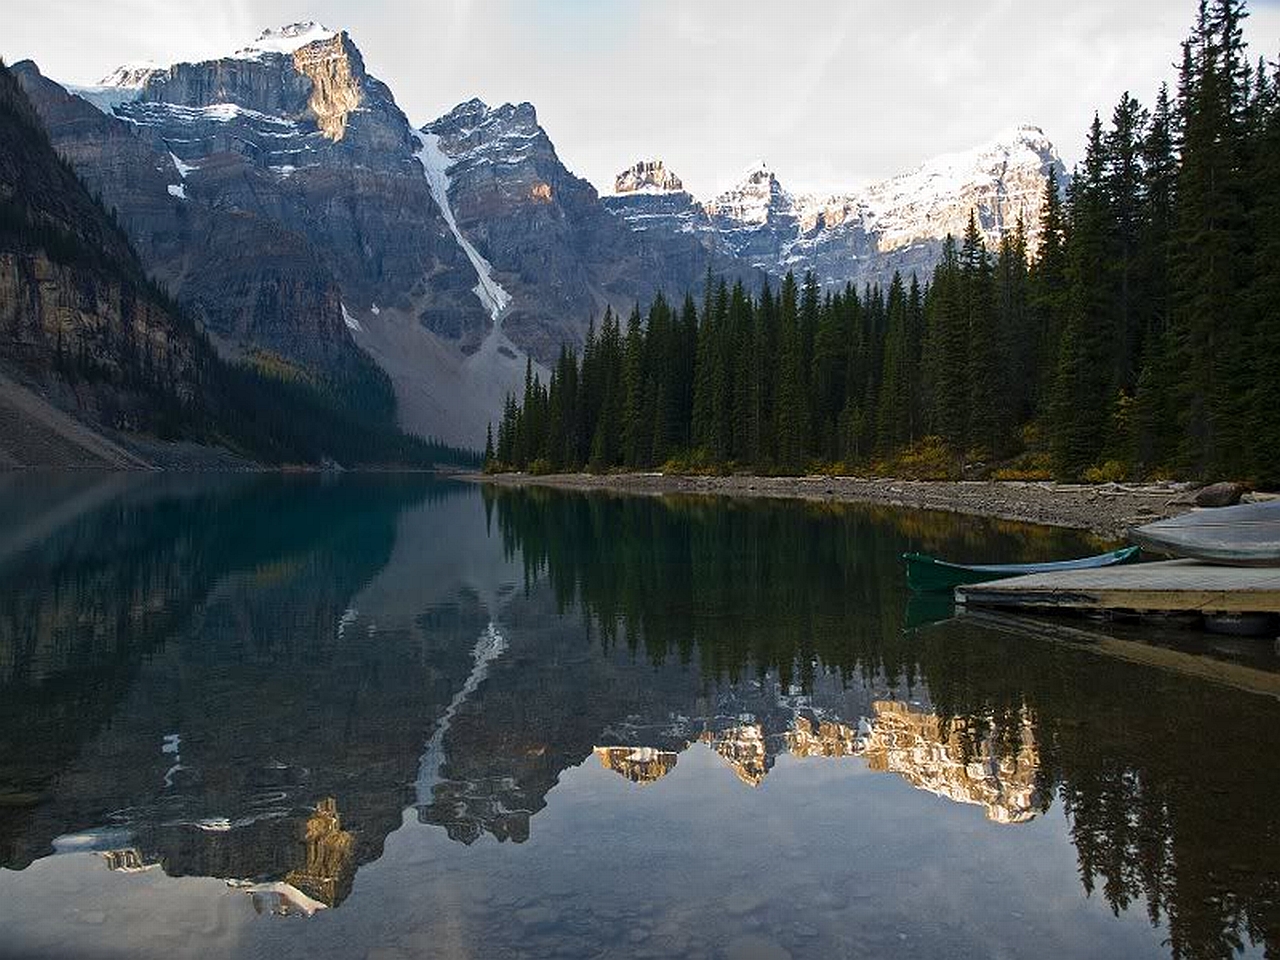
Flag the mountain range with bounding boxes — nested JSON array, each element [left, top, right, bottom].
[[10, 21, 1066, 449]]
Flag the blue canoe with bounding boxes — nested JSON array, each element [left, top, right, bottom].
[[902, 546, 1142, 593]]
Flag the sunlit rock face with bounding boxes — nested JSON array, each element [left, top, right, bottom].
[[285, 799, 355, 907], [699, 724, 772, 787], [593, 706, 1038, 826], [784, 717, 861, 759], [614, 160, 685, 195], [860, 701, 1041, 825], [291, 35, 362, 142], [594, 746, 679, 785]]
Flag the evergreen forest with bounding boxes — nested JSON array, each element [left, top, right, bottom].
[[491, 0, 1280, 484]]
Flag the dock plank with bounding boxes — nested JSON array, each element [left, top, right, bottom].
[[955, 559, 1280, 614]]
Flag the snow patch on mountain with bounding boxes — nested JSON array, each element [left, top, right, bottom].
[[798, 123, 1062, 250], [168, 151, 197, 178], [413, 130, 512, 322], [341, 302, 362, 332], [234, 22, 337, 59]]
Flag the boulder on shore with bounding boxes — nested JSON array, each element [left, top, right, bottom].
[[1194, 482, 1247, 508]]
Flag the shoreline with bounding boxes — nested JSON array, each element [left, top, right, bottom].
[[466, 472, 1208, 539]]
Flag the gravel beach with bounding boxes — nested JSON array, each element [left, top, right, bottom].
[[469, 472, 1212, 539]]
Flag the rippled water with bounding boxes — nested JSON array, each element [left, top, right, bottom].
[[0, 473, 1278, 960]]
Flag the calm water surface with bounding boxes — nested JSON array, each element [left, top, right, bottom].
[[0, 474, 1278, 960]]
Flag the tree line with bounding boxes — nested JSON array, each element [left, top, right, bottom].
[[490, 0, 1279, 484]]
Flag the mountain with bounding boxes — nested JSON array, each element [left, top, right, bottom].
[[18, 26, 757, 446], [602, 158, 713, 237], [16, 26, 515, 448], [14, 22, 1062, 447], [419, 98, 758, 361], [605, 126, 1067, 291], [0, 60, 468, 468]]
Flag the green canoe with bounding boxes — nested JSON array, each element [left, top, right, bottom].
[[902, 546, 1142, 594]]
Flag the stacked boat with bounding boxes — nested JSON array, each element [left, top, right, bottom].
[[1128, 500, 1280, 566], [903, 499, 1280, 634]]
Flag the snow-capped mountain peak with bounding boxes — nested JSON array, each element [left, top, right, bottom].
[[706, 161, 794, 227], [233, 22, 338, 59], [613, 160, 685, 196], [97, 62, 162, 89], [423, 99, 550, 177]]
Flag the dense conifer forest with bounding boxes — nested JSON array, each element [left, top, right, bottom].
[[490, 0, 1279, 484]]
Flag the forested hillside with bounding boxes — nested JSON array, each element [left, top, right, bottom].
[[491, 0, 1278, 484]]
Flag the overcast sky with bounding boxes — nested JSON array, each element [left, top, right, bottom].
[[5, 0, 1279, 196]]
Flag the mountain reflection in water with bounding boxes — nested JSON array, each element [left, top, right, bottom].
[[0, 474, 1277, 960]]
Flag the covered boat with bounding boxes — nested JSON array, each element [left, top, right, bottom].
[[1129, 500, 1280, 566], [902, 547, 1142, 594]]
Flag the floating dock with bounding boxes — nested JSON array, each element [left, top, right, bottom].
[[955, 559, 1280, 616]]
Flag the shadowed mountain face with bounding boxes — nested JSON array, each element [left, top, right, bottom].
[[10, 52, 473, 399], [1, 480, 1278, 959], [0, 62, 205, 438]]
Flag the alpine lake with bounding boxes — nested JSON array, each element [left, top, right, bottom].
[[0, 473, 1278, 960]]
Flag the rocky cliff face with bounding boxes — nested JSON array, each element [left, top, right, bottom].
[[0, 64, 203, 435], [421, 100, 753, 363], [12, 59, 366, 381], [860, 701, 1041, 824], [594, 746, 679, 785], [602, 157, 714, 240]]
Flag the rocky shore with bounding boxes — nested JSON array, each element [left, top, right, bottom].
[[470, 472, 1215, 539]]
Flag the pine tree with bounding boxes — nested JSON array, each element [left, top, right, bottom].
[[1170, 0, 1254, 475], [1030, 166, 1069, 414], [729, 281, 756, 461], [1104, 91, 1151, 391], [1132, 84, 1180, 474], [774, 272, 808, 469], [621, 305, 646, 467], [962, 212, 1002, 455], [1050, 116, 1116, 478], [1247, 56, 1280, 482], [922, 236, 967, 449], [875, 273, 911, 453], [996, 220, 1033, 426], [811, 286, 849, 461]]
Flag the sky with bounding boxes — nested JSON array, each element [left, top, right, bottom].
[[5, 0, 1279, 197]]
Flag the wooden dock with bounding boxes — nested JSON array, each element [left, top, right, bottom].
[[955, 559, 1280, 616]]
